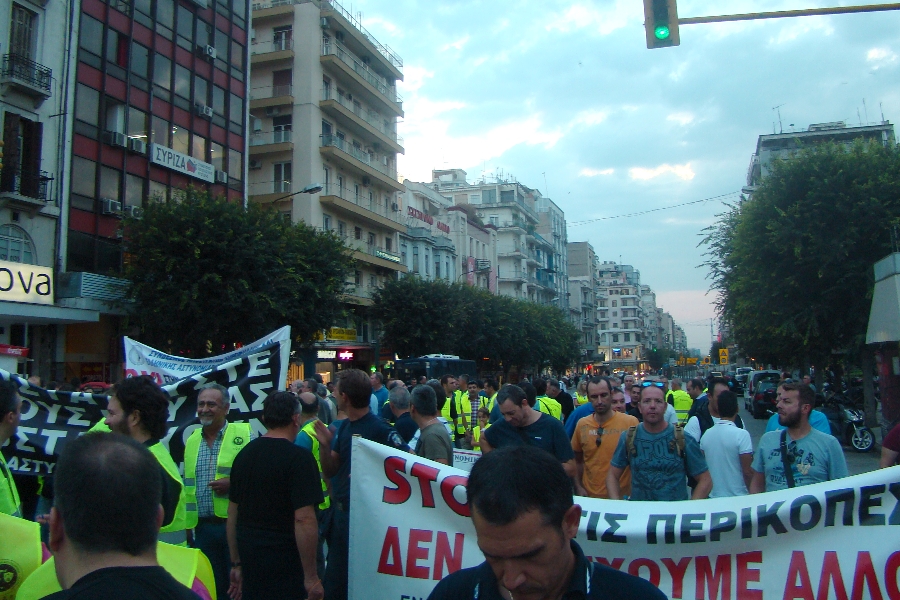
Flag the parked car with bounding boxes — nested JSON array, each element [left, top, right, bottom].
[[747, 370, 781, 398], [748, 380, 779, 419], [735, 367, 752, 385]]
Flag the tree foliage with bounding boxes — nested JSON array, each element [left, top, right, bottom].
[[701, 140, 900, 368], [371, 277, 580, 373], [123, 188, 354, 357]]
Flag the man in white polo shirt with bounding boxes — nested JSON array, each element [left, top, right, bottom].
[[699, 390, 754, 497]]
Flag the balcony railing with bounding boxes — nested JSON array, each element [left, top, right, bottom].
[[1, 53, 52, 96], [251, 38, 294, 54], [250, 130, 293, 145], [248, 180, 292, 195], [320, 88, 402, 145], [0, 168, 52, 201], [320, 134, 398, 180], [321, 0, 403, 69], [250, 84, 293, 100], [321, 182, 402, 224], [343, 235, 402, 264], [321, 41, 401, 105]]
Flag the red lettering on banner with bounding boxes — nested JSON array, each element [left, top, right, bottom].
[[591, 557, 625, 570], [784, 551, 814, 600], [433, 532, 465, 580], [383, 457, 411, 504], [377, 526, 403, 576], [850, 552, 883, 600], [440, 475, 470, 517], [124, 369, 164, 385], [410, 463, 439, 509], [661, 557, 691, 599], [695, 555, 731, 600], [406, 529, 432, 580], [628, 558, 661, 587], [886, 551, 900, 598], [817, 552, 849, 600], [736, 551, 763, 600]]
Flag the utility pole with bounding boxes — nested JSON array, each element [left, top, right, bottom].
[[679, 3, 900, 25]]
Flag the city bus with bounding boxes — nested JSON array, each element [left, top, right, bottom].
[[394, 355, 477, 382]]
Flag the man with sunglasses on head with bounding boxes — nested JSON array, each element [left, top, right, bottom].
[[607, 381, 712, 501], [571, 377, 638, 498]]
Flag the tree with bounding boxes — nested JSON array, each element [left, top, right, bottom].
[[123, 188, 354, 357], [702, 139, 900, 375]]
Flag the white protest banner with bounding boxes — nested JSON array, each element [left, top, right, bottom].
[[349, 437, 900, 600], [451, 449, 479, 472], [124, 326, 291, 385]]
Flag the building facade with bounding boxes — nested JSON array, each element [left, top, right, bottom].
[[536, 196, 568, 311], [596, 261, 645, 371], [566, 241, 598, 369]]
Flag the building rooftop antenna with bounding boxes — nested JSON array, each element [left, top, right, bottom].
[[773, 104, 785, 134]]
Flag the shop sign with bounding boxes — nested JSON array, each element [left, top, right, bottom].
[[328, 327, 358, 342], [0, 260, 53, 306], [407, 206, 450, 234], [149, 144, 215, 183], [317, 350, 337, 360], [338, 350, 354, 361], [375, 250, 401, 263], [0, 344, 29, 357]]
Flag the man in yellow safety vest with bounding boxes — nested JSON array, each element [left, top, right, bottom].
[[295, 392, 331, 580], [183, 383, 250, 598], [105, 376, 188, 546], [0, 510, 42, 599], [0, 379, 22, 518]]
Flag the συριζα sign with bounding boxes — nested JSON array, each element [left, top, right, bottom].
[[149, 144, 215, 183]]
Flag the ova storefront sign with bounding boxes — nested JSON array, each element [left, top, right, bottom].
[[149, 144, 215, 183], [0, 260, 53, 306]]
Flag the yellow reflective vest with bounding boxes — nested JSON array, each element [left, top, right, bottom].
[[440, 390, 471, 437], [184, 422, 251, 528], [15, 542, 217, 600], [536, 396, 562, 420], [478, 393, 496, 413], [669, 390, 694, 425], [0, 512, 42, 600], [299, 420, 331, 510], [147, 442, 188, 546], [0, 459, 20, 518], [575, 393, 588, 407]]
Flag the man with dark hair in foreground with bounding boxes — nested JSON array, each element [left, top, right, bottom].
[[428, 446, 667, 600], [43, 433, 199, 599]]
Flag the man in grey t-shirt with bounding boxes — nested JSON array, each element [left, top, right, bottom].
[[607, 383, 711, 501], [410, 384, 453, 465], [751, 382, 847, 492]]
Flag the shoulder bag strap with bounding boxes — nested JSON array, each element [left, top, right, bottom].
[[779, 428, 796, 488]]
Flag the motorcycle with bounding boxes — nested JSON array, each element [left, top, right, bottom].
[[819, 394, 875, 452]]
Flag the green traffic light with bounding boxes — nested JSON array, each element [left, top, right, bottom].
[[654, 24, 670, 40]]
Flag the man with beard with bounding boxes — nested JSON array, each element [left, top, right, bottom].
[[750, 383, 847, 492]]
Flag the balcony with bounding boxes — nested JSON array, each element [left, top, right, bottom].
[[0, 169, 53, 215], [498, 247, 526, 258], [319, 182, 404, 232], [249, 84, 293, 110], [251, 0, 295, 18], [498, 271, 527, 283], [320, 0, 403, 75], [528, 231, 553, 249], [1, 54, 52, 106], [250, 38, 294, 65], [497, 220, 527, 231], [321, 41, 403, 117], [248, 180, 292, 204], [320, 88, 403, 154], [341, 284, 375, 306], [249, 130, 293, 155], [319, 134, 403, 192], [342, 236, 407, 273]]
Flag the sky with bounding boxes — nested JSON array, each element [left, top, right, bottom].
[[348, 0, 900, 350]]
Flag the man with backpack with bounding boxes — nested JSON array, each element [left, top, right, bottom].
[[606, 382, 712, 501]]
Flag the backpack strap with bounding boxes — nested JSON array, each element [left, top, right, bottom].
[[672, 423, 686, 458], [625, 425, 638, 459], [780, 429, 796, 488]]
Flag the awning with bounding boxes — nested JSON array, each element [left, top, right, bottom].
[[866, 253, 900, 344], [0, 300, 100, 325]]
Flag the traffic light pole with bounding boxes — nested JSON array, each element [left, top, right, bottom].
[[679, 3, 900, 25]]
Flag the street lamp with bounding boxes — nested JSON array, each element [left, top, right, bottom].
[[269, 183, 323, 203]]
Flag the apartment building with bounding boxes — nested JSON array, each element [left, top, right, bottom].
[[1, 0, 250, 382], [566, 241, 598, 368], [536, 196, 568, 311], [398, 181, 457, 282], [431, 168, 557, 303], [596, 261, 645, 371], [249, 0, 405, 373]]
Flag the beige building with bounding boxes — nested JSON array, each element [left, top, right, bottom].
[[566, 241, 598, 368], [249, 0, 406, 372]]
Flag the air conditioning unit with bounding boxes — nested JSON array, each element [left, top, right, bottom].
[[197, 44, 217, 59], [249, 159, 262, 170], [265, 106, 281, 117], [128, 138, 147, 154], [101, 198, 122, 215], [104, 131, 127, 148], [361, 176, 371, 186], [195, 103, 214, 118], [123, 205, 144, 219], [320, 17, 329, 28], [215, 170, 228, 183], [391, 203, 399, 212]]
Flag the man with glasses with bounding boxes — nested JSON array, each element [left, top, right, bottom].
[[571, 377, 638, 498], [607, 381, 712, 501]]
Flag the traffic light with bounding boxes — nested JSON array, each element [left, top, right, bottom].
[[643, 0, 680, 49]]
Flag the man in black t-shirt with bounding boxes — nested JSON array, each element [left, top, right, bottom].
[[228, 392, 323, 600], [428, 446, 667, 600], [480, 385, 576, 480], [314, 369, 408, 600], [548, 378, 575, 422], [44, 433, 199, 600]]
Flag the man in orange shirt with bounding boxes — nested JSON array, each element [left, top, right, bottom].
[[571, 377, 638, 498]]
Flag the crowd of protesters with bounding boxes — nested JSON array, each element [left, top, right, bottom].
[[2, 364, 897, 600]]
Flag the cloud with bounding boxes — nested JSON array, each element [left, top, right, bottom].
[[399, 65, 434, 94], [362, 15, 400, 36], [544, 1, 634, 36], [573, 109, 610, 126], [629, 163, 696, 181], [441, 35, 470, 51], [667, 112, 695, 126], [767, 18, 833, 46], [579, 168, 614, 177], [867, 47, 897, 69]]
